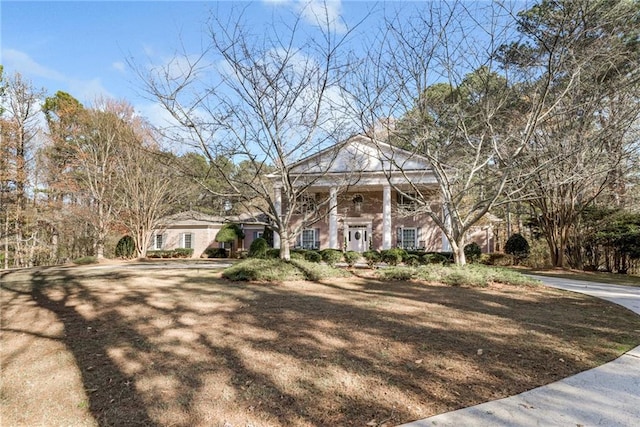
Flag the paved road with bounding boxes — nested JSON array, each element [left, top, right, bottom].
[[401, 275, 640, 427]]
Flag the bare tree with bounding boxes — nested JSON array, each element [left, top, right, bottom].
[[0, 71, 45, 267], [77, 99, 136, 258], [112, 125, 180, 258], [347, 2, 553, 264], [136, 3, 363, 259], [347, 1, 638, 265]]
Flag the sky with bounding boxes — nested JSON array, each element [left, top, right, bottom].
[[1, 0, 380, 127]]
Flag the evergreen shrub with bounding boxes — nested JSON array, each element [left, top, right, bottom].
[[321, 248, 343, 266], [464, 242, 482, 263], [115, 236, 135, 258], [343, 250, 360, 267], [363, 250, 381, 268], [505, 233, 530, 264], [248, 237, 269, 258]]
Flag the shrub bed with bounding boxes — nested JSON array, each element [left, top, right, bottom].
[[146, 249, 193, 259], [72, 256, 98, 265], [222, 258, 350, 282], [374, 264, 539, 287], [204, 247, 228, 258]]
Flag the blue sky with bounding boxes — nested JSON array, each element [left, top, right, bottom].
[[2, 1, 527, 129], [1, 1, 381, 125]]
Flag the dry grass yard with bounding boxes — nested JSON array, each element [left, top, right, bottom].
[[2, 263, 640, 427]]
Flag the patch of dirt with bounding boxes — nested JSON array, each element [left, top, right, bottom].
[[2, 266, 640, 426]]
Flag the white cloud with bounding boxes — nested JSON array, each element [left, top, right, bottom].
[[2, 48, 114, 102], [68, 78, 114, 103], [135, 101, 180, 129], [2, 48, 66, 81], [262, 0, 347, 34], [112, 61, 126, 72], [297, 0, 347, 34]]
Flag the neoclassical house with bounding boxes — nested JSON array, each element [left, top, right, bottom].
[[272, 135, 493, 253], [152, 135, 495, 257]]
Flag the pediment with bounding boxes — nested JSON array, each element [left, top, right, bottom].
[[289, 135, 432, 175]]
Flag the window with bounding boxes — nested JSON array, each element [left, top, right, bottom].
[[294, 194, 317, 215], [182, 233, 193, 249], [155, 234, 163, 250], [297, 228, 319, 249], [253, 231, 263, 239], [398, 227, 417, 250], [397, 192, 417, 210], [352, 194, 364, 213]]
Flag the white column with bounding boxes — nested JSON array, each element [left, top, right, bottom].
[[442, 203, 451, 252], [273, 184, 282, 249], [329, 187, 338, 249], [382, 184, 392, 249]]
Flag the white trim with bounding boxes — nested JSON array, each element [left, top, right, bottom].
[[273, 184, 282, 249], [382, 185, 392, 249], [329, 187, 338, 249]]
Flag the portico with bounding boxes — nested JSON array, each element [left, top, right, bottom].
[[270, 135, 446, 252]]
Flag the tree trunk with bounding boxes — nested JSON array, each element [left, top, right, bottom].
[[3, 209, 8, 270], [279, 229, 291, 261], [450, 238, 467, 266]]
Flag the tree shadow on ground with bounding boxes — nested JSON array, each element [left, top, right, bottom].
[[2, 266, 640, 426]]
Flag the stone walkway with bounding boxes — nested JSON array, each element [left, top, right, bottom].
[[401, 275, 640, 427]]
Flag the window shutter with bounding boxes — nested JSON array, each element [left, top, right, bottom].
[[315, 228, 320, 249]]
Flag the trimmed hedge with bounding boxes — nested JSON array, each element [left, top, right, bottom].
[[304, 250, 323, 263], [146, 249, 194, 259], [404, 254, 421, 266], [204, 247, 228, 258], [344, 250, 361, 267], [320, 248, 343, 266], [381, 248, 406, 266], [363, 250, 382, 267]]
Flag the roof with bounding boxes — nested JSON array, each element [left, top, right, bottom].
[[285, 134, 433, 175], [158, 210, 268, 227]]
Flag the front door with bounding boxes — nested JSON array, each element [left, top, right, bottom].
[[347, 225, 369, 252]]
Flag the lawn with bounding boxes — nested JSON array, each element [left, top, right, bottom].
[[2, 263, 640, 427]]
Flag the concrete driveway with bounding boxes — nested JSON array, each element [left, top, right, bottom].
[[401, 275, 640, 427]]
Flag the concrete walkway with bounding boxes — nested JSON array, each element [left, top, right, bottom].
[[401, 275, 640, 427]]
